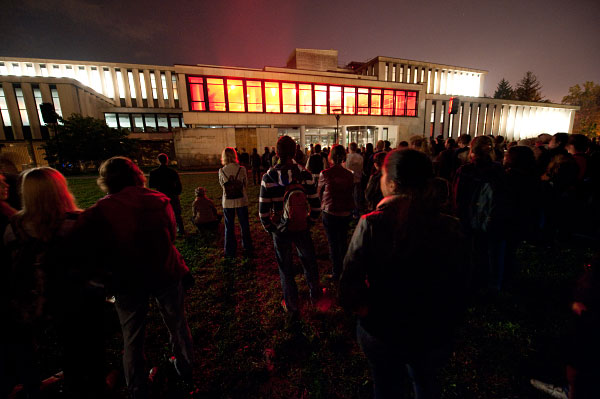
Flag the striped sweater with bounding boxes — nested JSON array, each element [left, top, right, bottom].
[[259, 160, 321, 232]]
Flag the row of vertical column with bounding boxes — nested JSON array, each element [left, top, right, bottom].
[[426, 99, 575, 140]]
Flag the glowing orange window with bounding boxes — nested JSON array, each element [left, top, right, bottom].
[[315, 85, 327, 115], [357, 88, 369, 115], [265, 82, 280, 113], [407, 92, 417, 116], [227, 79, 244, 112], [383, 90, 394, 116], [206, 78, 226, 111], [282, 83, 297, 113], [246, 81, 262, 112], [299, 84, 312, 113], [188, 77, 205, 111], [344, 87, 356, 115], [370, 89, 381, 115], [329, 86, 342, 114], [395, 91, 406, 116]]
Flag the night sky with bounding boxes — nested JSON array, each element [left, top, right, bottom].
[[1, 0, 598, 103]]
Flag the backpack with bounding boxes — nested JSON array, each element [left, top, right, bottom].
[[467, 175, 501, 233], [222, 166, 244, 200], [280, 182, 309, 233]]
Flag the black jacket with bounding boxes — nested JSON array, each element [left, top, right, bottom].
[[340, 195, 468, 348], [148, 164, 182, 199]]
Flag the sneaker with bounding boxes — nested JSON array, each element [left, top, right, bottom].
[[530, 379, 568, 399]]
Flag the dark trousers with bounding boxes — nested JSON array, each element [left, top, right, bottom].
[[252, 168, 261, 185], [223, 207, 253, 257], [472, 233, 506, 292], [170, 197, 185, 234], [271, 230, 321, 313], [357, 323, 444, 399], [322, 212, 351, 279]]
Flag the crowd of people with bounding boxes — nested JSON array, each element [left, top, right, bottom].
[[1, 130, 599, 398]]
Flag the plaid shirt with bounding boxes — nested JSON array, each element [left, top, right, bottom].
[[259, 160, 321, 232]]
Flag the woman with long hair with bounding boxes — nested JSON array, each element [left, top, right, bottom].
[[4, 167, 84, 397], [218, 147, 253, 258], [340, 150, 467, 398]]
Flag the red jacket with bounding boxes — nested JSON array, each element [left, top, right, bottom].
[[318, 164, 354, 216], [76, 186, 188, 295]]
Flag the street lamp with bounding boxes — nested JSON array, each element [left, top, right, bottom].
[[332, 108, 341, 145]]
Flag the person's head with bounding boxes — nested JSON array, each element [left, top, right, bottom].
[[503, 145, 536, 173], [0, 173, 8, 202], [329, 144, 346, 165], [567, 134, 590, 154], [366, 143, 374, 153], [373, 151, 387, 171], [264, 147, 269, 153], [242, 148, 246, 153], [436, 135, 444, 144], [408, 136, 430, 155], [375, 140, 385, 151], [221, 147, 239, 165], [98, 156, 146, 194], [495, 135, 505, 146], [445, 138, 457, 150], [549, 133, 569, 149], [314, 144, 322, 154], [252, 148, 257, 154], [349, 142, 358, 153], [398, 141, 409, 149], [157, 153, 168, 165], [537, 133, 552, 145], [458, 134, 472, 148], [194, 186, 206, 197], [276, 135, 296, 162], [384, 140, 391, 151], [380, 149, 433, 198], [19, 167, 79, 240], [469, 135, 494, 162]]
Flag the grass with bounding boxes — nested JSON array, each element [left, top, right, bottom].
[[60, 173, 595, 398]]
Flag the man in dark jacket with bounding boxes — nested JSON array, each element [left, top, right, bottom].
[[149, 153, 185, 235], [77, 157, 193, 399]]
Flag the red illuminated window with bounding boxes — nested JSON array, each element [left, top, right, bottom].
[[370, 89, 381, 115], [246, 81, 262, 112], [344, 87, 356, 115], [407, 92, 417, 116], [315, 85, 327, 115], [227, 79, 244, 112], [299, 84, 312, 113], [330, 86, 342, 114], [383, 90, 394, 115], [282, 83, 297, 113], [206, 78, 226, 111], [188, 77, 205, 111], [357, 88, 369, 115], [394, 91, 406, 116], [265, 82, 280, 113]]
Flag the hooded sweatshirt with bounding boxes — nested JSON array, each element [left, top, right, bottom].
[[76, 186, 188, 295]]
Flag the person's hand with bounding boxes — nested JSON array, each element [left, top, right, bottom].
[[572, 301, 587, 316]]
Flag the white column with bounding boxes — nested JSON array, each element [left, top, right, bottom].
[[144, 70, 155, 108], [476, 104, 487, 136], [110, 68, 120, 102], [443, 102, 451, 138], [300, 125, 306, 148], [484, 104, 494, 135], [340, 125, 346, 147], [500, 105, 510, 138], [451, 110, 460, 138], [433, 100, 443, 137], [165, 71, 175, 108], [22, 83, 41, 140], [568, 110, 576, 133], [514, 106, 525, 141], [469, 103, 478, 135], [155, 70, 165, 108], [424, 100, 433, 136], [492, 104, 502, 135], [434, 69, 441, 94], [177, 73, 188, 112], [133, 68, 143, 108], [460, 101, 470, 135], [405, 65, 412, 83]]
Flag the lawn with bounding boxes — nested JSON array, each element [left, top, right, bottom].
[[61, 172, 595, 398]]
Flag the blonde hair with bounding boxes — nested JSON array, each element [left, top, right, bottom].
[[17, 167, 80, 240], [221, 147, 239, 165]]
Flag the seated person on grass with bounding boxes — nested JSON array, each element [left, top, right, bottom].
[[192, 186, 222, 231]]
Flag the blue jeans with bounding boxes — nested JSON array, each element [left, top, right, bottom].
[[322, 212, 351, 279], [223, 206, 253, 257], [271, 230, 321, 313], [357, 323, 443, 399], [115, 281, 194, 399]]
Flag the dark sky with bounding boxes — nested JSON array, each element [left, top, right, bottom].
[[1, 0, 599, 103]]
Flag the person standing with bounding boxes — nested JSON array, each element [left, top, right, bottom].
[[259, 135, 324, 317], [345, 142, 364, 218], [340, 150, 467, 399], [76, 157, 194, 399], [318, 145, 354, 280], [219, 147, 253, 258], [149, 153, 185, 236], [250, 148, 262, 185]]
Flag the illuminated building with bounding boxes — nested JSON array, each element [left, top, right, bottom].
[[0, 49, 578, 169]]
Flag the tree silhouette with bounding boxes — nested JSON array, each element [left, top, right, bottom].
[[493, 78, 514, 100], [515, 71, 544, 102], [563, 81, 600, 137]]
